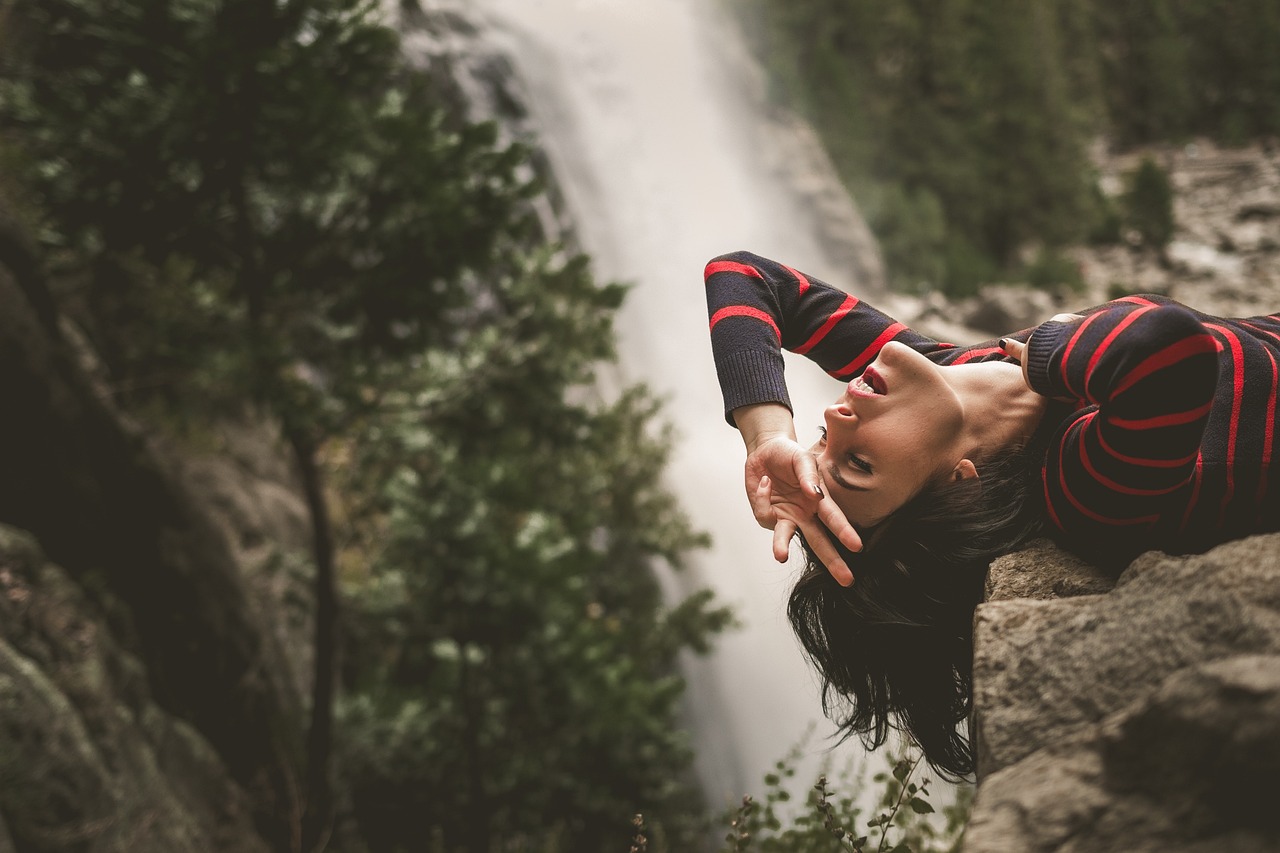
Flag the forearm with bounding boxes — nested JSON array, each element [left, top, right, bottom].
[[705, 251, 939, 425]]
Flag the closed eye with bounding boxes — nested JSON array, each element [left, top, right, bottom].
[[817, 426, 873, 475]]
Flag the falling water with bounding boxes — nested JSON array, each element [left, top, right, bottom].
[[409, 0, 888, 806]]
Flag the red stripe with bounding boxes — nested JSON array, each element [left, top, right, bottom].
[[781, 263, 811, 296], [794, 294, 859, 355], [1260, 347, 1277, 512], [1180, 456, 1204, 531], [1055, 418, 1159, 526], [1115, 295, 1159, 307], [1097, 427, 1198, 469], [709, 306, 781, 342], [1079, 419, 1186, 496], [1110, 400, 1213, 430], [1207, 324, 1244, 524], [1113, 335, 1214, 396], [1084, 305, 1153, 399], [832, 323, 906, 377], [950, 346, 1002, 365], [704, 260, 763, 280], [1242, 320, 1280, 346], [1061, 311, 1106, 398]]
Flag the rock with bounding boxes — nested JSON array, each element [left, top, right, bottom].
[[156, 421, 316, 700], [961, 285, 1063, 337], [967, 655, 1280, 853], [967, 533, 1280, 853], [1166, 239, 1246, 282], [0, 525, 272, 853], [1101, 655, 1280, 832], [984, 538, 1116, 603]]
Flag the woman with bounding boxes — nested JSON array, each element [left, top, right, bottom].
[[705, 250, 1280, 778]]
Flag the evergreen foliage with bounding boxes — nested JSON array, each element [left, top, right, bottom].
[[737, 0, 1277, 294], [1122, 157, 1176, 249], [0, 0, 728, 850], [739, 0, 1097, 295]]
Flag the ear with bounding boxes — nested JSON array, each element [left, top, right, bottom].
[[951, 458, 979, 483]]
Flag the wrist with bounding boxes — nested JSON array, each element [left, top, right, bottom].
[[733, 402, 797, 453]]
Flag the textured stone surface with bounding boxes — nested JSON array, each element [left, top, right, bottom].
[[0, 526, 271, 853], [985, 538, 1117, 603], [967, 655, 1280, 853], [157, 421, 316, 701], [967, 534, 1280, 853], [961, 285, 1064, 337]]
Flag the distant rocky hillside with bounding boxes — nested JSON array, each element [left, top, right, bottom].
[[883, 139, 1280, 346], [1083, 139, 1280, 317]]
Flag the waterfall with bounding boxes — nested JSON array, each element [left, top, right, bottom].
[[408, 0, 887, 807]]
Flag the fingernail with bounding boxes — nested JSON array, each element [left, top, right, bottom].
[[998, 338, 1008, 349], [813, 483, 824, 499]]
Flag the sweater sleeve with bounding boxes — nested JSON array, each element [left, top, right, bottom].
[[1026, 302, 1218, 535], [704, 250, 951, 424]]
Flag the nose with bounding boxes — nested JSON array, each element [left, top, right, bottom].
[[826, 402, 856, 422]]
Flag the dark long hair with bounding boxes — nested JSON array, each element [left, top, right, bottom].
[[788, 443, 1046, 779]]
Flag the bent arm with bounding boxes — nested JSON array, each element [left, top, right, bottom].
[[705, 250, 949, 424], [1028, 303, 1218, 536]]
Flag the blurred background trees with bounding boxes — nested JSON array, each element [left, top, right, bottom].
[[0, 0, 728, 849], [738, 0, 1278, 295]]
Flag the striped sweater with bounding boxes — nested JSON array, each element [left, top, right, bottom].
[[705, 250, 1280, 565]]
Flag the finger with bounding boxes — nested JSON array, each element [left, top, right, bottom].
[[815, 498, 863, 553], [799, 520, 854, 586], [999, 337, 1025, 361], [772, 519, 796, 562], [749, 475, 775, 528], [790, 446, 825, 499]]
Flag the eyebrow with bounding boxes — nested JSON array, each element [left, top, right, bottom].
[[828, 464, 871, 492]]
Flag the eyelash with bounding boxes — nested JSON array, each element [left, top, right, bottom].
[[816, 426, 873, 474]]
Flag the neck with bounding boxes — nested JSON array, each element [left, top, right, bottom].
[[945, 360, 1048, 458]]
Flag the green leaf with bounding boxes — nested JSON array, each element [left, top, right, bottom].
[[908, 797, 935, 815]]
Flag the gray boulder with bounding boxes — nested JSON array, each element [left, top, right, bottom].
[[966, 534, 1280, 853]]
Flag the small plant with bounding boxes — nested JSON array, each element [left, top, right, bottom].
[[714, 742, 970, 853], [630, 813, 649, 853], [1123, 157, 1176, 248]]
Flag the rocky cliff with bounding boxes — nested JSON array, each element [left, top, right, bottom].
[[965, 535, 1280, 853], [0, 205, 312, 850]]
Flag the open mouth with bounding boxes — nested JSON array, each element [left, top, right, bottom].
[[853, 366, 887, 396]]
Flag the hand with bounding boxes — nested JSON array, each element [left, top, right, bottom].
[[744, 436, 862, 586], [1000, 313, 1082, 390]]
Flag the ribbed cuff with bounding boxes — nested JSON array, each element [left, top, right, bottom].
[[1026, 320, 1073, 398], [717, 349, 792, 425]]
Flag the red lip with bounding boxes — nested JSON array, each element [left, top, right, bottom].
[[846, 366, 887, 399], [864, 366, 887, 395]]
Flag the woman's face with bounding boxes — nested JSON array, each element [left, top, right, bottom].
[[809, 341, 969, 528]]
